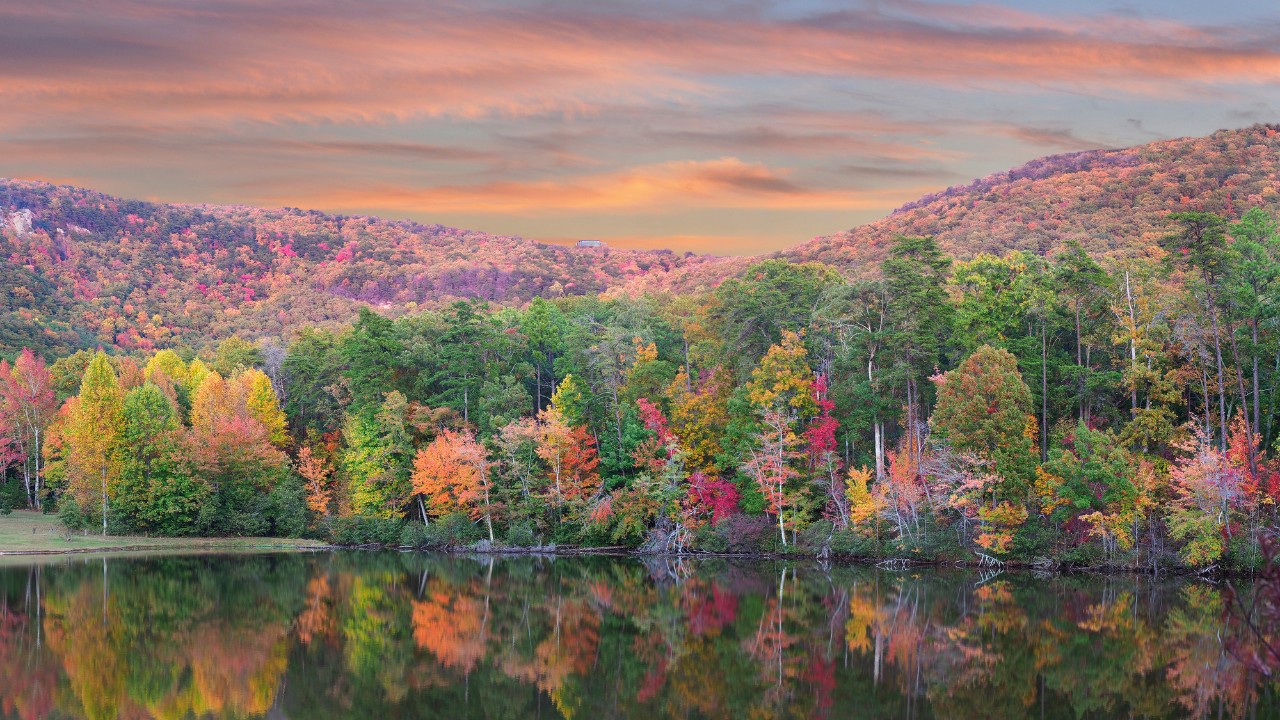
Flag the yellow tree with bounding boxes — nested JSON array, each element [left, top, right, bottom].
[[667, 366, 732, 474], [240, 369, 289, 447], [67, 352, 124, 534], [143, 349, 189, 387], [744, 330, 817, 545]]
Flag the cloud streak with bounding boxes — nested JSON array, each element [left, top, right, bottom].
[[2, 1, 1278, 130]]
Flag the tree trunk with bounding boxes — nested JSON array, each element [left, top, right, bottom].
[[1124, 271, 1138, 412], [1252, 319, 1261, 441], [777, 488, 788, 547], [1041, 320, 1048, 462], [1208, 299, 1229, 452], [1226, 314, 1259, 478], [868, 356, 884, 481], [101, 465, 108, 536]]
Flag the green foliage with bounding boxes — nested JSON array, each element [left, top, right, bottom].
[[113, 383, 207, 535], [211, 335, 262, 376], [57, 497, 86, 531], [711, 260, 841, 374], [932, 345, 1036, 488], [504, 521, 538, 547], [343, 394, 413, 519], [328, 516, 405, 546], [264, 476, 310, 538], [1040, 422, 1136, 519], [399, 513, 484, 548]]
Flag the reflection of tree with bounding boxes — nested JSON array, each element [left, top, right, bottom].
[[3, 554, 1280, 719], [30, 556, 305, 720], [412, 578, 488, 673]]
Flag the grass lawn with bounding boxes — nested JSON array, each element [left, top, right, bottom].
[[0, 510, 326, 555]]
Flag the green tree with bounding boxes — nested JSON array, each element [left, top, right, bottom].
[[550, 373, 590, 428], [1161, 212, 1237, 453], [1228, 208, 1280, 444], [931, 345, 1036, 502], [344, 391, 414, 519], [520, 297, 568, 411], [342, 307, 404, 410], [424, 301, 491, 424], [711, 260, 841, 375], [283, 328, 348, 436], [883, 236, 953, 469], [114, 383, 205, 535], [211, 335, 262, 377]]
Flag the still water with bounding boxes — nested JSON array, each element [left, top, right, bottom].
[[0, 551, 1275, 719]]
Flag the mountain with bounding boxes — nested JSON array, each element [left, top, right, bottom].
[[787, 124, 1280, 272], [7, 124, 1280, 356], [0, 180, 734, 355]]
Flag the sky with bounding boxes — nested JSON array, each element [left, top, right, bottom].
[[2, 1, 1280, 255]]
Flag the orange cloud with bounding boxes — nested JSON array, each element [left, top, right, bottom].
[[261, 158, 926, 215]]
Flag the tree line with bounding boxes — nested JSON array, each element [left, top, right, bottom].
[[2, 209, 1279, 569]]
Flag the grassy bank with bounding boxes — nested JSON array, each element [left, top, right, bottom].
[[0, 510, 326, 555]]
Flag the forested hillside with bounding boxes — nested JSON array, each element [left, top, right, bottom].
[[10, 125, 1280, 358], [790, 124, 1280, 272], [0, 180, 733, 356]]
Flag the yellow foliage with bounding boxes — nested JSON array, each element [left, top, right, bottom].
[[845, 466, 886, 536], [746, 330, 816, 418]]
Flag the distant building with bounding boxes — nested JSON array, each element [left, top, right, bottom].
[[575, 239, 605, 248]]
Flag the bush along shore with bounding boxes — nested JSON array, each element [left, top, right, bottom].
[[324, 512, 1262, 578], [3, 227, 1279, 575]]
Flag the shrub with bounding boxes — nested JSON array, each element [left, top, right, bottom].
[[798, 520, 834, 554], [827, 527, 882, 557], [58, 498, 86, 532], [1226, 536, 1264, 573], [1008, 516, 1060, 562], [423, 512, 484, 547], [0, 481, 24, 514], [400, 522, 430, 548], [329, 516, 404, 546], [1060, 543, 1104, 569], [695, 514, 779, 554], [505, 521, 538, 547]]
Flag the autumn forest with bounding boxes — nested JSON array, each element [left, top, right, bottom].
[[0, 208, 1277, 580]]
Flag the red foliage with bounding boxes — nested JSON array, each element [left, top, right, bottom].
[[686, 471, 741, 524]]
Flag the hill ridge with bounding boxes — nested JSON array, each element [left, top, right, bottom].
[[788, 123, 1280, 272]]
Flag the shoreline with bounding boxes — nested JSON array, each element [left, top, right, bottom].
[[366, 543, 1257, 578], [0, 541, 331, 557], [0, 541, 1257, 578]]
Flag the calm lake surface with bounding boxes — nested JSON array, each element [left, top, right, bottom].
[[0, 552, 1276, 719]]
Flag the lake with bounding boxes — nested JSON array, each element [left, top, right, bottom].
[[0, 552, 1275, 719]]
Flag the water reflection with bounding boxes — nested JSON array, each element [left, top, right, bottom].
[[0, 553, 1275, 719]]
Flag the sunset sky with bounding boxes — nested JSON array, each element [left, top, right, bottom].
[[3, 0, 1280, 255]]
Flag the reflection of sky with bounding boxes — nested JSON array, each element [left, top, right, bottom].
[[1, 1, 1277, 255]]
